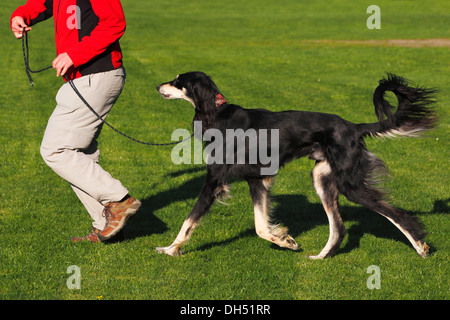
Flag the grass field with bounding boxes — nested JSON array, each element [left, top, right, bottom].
[[0, 0, 449, 301]]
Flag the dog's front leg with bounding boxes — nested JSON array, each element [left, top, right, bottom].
[[156, 177, 218, 257], [248, 177, 299, 250], [155, 216, 199, 257]]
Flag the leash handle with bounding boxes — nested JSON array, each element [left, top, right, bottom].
[[22, 27, 52, 87]]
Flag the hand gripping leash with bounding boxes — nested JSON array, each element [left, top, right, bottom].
[[21, 28, 192, 146]]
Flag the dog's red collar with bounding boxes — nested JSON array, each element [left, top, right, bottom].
[[215, 93, 227, 107]]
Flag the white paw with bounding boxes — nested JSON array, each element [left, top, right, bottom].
[[307, 254, 325, 260], [156, 245, 182, 257]]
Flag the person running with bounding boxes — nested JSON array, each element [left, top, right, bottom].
[[10, 0, 141, 242]]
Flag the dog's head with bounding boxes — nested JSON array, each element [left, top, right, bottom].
[[157, 72, 226, 111]]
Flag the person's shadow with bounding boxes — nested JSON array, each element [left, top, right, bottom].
[[121, 167, 448, 256]]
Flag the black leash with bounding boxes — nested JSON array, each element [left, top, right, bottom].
[[22, 28, 52, 87], [21, 28, 192, 146], [64, 76, 193, 146]]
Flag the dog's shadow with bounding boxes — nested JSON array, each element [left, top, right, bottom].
[[122, 167, 205, 241], [271, 195, 403, 254], [123, 168, 447, 256], [268, 196, 447, 255]]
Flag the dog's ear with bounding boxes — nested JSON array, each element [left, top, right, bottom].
[[191, 75, 220, 131], [192, 76, 218, 112]]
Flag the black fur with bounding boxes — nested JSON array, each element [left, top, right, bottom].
[[156, 72, 438, 258]]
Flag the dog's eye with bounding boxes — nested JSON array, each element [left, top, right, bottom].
[[172, 78, 183, 89]]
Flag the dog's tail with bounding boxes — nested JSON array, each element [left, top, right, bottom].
[[358, 73, 438, 138]]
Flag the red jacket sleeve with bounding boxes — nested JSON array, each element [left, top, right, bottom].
[[66, 0, 126, 68], [10, 0, 52, 27]]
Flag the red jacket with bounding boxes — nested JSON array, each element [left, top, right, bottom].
[[11, 0, 126, 80]]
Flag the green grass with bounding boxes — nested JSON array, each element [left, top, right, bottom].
[[0, 0, 449, 300]]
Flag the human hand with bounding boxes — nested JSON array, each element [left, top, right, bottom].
[[52, 53, 74, 77], [11, 16, 31, 39]]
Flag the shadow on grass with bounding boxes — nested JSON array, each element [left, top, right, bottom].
[[122, 167, 447, 256], [123, 167, 205, 241], [273, 196, 448, 256]]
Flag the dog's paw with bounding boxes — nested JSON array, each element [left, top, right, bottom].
[[156, 245, 183, 257], [285, 235, 299, 250], [307, 254, 325, 260], [307, 250, 335, 260], [278, 235, 299, 251], [270, 226, 299, 250], [416, 241, 430, 258]]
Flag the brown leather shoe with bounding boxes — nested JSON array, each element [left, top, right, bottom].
[[71, 227, 102, 243], [98, 196, 141, 241]]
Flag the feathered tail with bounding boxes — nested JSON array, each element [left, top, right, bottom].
[[358, 73, 438, 138]]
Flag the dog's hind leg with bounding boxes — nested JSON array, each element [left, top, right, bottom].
[[344, 192, 429, 258], [374, 202, 429, 258], [248, 177, 298, 250], [336, 151, 429, 258], [309, 160, 346, 260]]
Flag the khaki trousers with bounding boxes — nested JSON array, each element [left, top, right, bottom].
[[40, 67, 129, 230]]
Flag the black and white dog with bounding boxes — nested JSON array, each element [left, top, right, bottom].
[[156, 72, 437, 259]]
